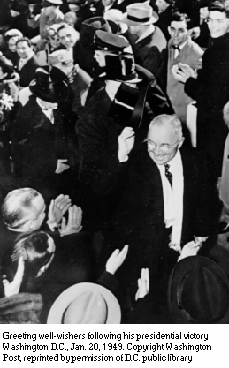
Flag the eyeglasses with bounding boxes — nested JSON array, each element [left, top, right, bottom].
[[146, 139, 181, 153]]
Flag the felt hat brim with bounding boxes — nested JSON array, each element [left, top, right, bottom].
[[47, 282, 121, 324], [168, 256, 229, 324], [29, 78, 68, 103]]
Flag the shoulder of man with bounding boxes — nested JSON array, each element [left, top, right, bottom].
[[180, 145, 215, 175], [187, 38, 204, 57]]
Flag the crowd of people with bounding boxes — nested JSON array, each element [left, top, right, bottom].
[[0, 0, 229, 324]]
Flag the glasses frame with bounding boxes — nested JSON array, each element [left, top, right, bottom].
[[146, 138, 181, 153]]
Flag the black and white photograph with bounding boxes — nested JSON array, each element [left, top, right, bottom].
[[0, 0, 228, 331]]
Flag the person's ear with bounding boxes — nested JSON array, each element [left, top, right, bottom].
[[178, 137, 185, 148], [168, 26, 172, 35]]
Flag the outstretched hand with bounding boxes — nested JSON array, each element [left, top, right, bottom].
[[59, 205, 82, 237], [135, 268, 149, 301], [106, 245, 128, 275], [48, 194, 72, 230], [178, 240, 201, 261], [3, 257, 25, 298]]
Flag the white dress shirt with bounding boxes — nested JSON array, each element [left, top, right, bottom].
[[157, 150, 184, 249]]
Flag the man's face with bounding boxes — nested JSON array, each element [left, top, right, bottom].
[[128, 25, 142, 37], [208, 11, 229, 38], [147, 123, 182, 165], [58, 28, 76, 49], [48, 32, 60, 50], [8, 37, 18, 52], [169, 20, 188, 46], [156, 0, 167, 12], [200, 7, 209, 20], [23, 194, 46, 231], [17, 41, 31, 59]]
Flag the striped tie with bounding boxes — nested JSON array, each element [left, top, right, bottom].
[[164, 163, 172, 186]]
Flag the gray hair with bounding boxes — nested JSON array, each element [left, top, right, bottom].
[[2, 188, 40, 229], [148, 114, 183, 140]]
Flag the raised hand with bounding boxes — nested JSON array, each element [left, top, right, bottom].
[[55, 159, 70, 174], [48, 194, 72, 230], [59, 205, 82, 237], [105, 245, 129, 275], [3, 257, 25, 298], [135, 268, 149, 301]]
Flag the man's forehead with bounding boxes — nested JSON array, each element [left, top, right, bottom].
[[209, 11, 226, 20], [58, 28, 74, 37], [17, 41, 29, 47], [170, 20, 187, 29], [148, 123, 176, 140]]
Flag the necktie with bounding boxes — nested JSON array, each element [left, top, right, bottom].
[[164, 163, 172, 186], [172, 45, 180, 59]]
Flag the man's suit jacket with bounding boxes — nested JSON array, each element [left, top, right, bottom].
[[167, 38, 203, 123], [102, 144, 221, 293], [18, 56, 37, 88], [11, 97, 67, 187], [75, 71, 174, 228], [184, 32, 229, 176], [127, 27, 167, 89]]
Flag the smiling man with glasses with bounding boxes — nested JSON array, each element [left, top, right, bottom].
[[100, 113, 221, 313], [146, 114, 184, 165]]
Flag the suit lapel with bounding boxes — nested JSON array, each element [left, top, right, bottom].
[[144, 152, 165, 235]]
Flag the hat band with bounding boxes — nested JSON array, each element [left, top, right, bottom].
[[127, 15, 150, 23], [43, 1, 52, 7]]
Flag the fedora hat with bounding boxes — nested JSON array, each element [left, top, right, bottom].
[[122, 3, 158, 26], [168, 256, 229, 324], [47, 282, 121, 324], [42, 0, 63, 7], [209, 0, 227, 12], [29, 68, 68, 103], [104, 10, 128, 34], [80, 17, 112, 49], [94, 30, 140, 82], [11, 0, 28, 12], [94, 30, 129, 53]]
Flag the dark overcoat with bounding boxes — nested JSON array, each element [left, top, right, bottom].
[[185, 32, 229, 176]]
